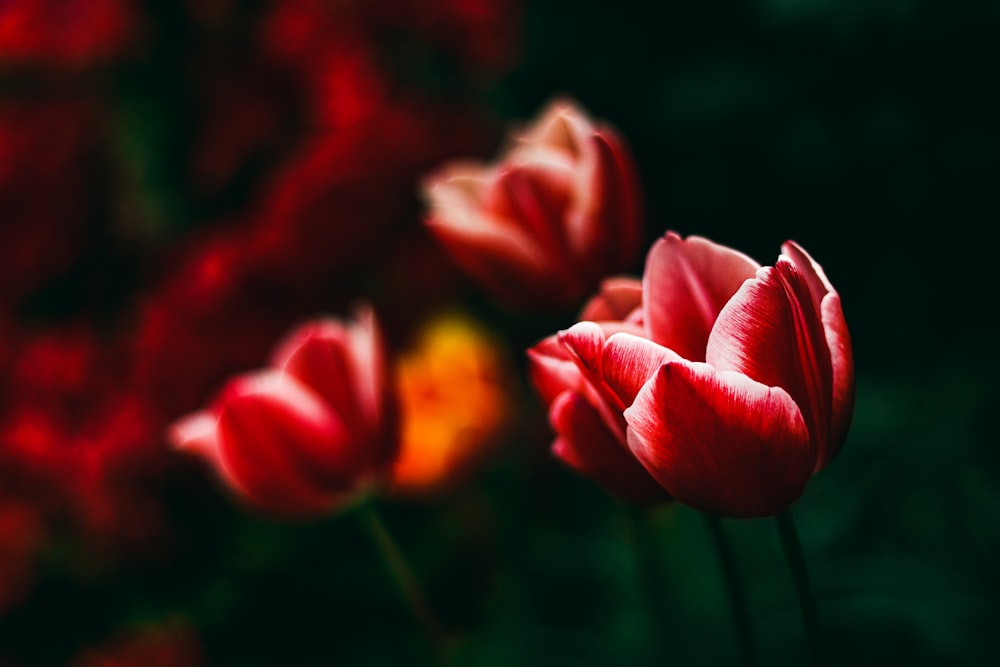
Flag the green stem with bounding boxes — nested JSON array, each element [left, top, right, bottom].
[[626, 506, 671, 665], [775, 509, 826, 667], [357, 503, 448, 664], [704, 514, 759, 667]]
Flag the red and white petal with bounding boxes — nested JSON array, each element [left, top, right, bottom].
[[579, 276, 643, 323], [167, 410, 222, 465], [486, 164, 581, 294], [557, 322, 607, 377], [779, 242, 854, 468], [625, 361, 814, 518], [813, 291, 854, 468], [576, 130, 643, 270], [526, 334, 585, 406], [271, 317, 358, 427], [344, 306, 389, 433], [643, 232, 759, 361], [425, 209, 565, 306], [515, 97, 589, 158], [550, 391, 671, 505], [780, 241, 836, 307], [215, 370, 358, 515], [601, 333, 680, 407], [707, 262, 833, 462], [420, 161, 493, 211], [555, 322, 629, 440]]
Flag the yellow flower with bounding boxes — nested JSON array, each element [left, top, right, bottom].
[[390, 312, 510, 495]]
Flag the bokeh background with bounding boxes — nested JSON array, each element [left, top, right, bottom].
[[1, 0, 996, 665]]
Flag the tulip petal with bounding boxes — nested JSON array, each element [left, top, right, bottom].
[[488, 163, 582, 294], [643, 232, 759, 361], [555, 322, 629, 440], [550, 391, 671, 505], [625, 361, 813, 517], [272, 308, 396, 474], [601, 333, 681, 406], [215, 370, 358, 514], [422, 163, 555, 292], [706, 262, 833, 465], [780, 242, 855, 468], [579, 276, 643, 323], [515, 98, 582, 157], [167, 410, 221, 465], [271, 318, 358, 429], [425, 208, 564, 306], [556, 322, 607, 388], [420, 161, 493, 208], [526, 334, 583, 406], [581, 130, 643, 269]]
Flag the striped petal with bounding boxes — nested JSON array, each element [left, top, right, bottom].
[[780, 241, 855, 468], [625, 361, 813, 517], [550, 391, 670, 505], [579, 276, 643, 324], [643, 232, 759, 361], [707, 261, 833, 467], [214, 370, 357, 515]]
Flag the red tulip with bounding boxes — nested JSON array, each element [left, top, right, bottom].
[[168, 307, 398, 516], [531, 232, 854, 517], [421, 97, 643, 311]]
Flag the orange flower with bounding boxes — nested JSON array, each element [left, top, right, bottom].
[[390, 313, 511, 495]]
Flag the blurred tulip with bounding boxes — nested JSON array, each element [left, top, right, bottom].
[[390, 312, 511, 496], [168, 307, 398, 516], [421, 97, 643, 311], [531, 232, 854, 517], [0, 0, 135, 67]]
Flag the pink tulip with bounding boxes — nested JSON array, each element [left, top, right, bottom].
[[530, 232, 854, 517], [168, 307, 398, 516], [421, 98, 643, 311]]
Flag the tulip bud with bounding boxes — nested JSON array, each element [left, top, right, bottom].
[[168, 307, 398, 517], [421, 97, 643, 312]]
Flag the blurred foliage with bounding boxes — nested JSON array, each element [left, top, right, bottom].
[[1, 0, 997, 665]]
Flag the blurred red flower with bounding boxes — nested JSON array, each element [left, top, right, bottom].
[[422, 98, 643, 312], [0, 0, 135, 67], [0, 0, 521, 604], [169, 307, 399, 516]]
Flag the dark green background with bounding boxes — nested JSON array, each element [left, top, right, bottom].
[[2, 1, 997, 665]]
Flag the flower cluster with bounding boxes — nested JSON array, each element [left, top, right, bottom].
[[0, 0, 522, 633], [422, 97, 854, 518], [0, 3, 857, 661]]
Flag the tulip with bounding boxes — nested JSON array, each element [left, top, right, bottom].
[[168, 307, 398, 516], [531, 232, 854, 517], [421, 97, 643, 311]]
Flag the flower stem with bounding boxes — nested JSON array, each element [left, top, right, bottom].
[[626, 506, 671, 664], [704, 514, 759, 667], [775, 509, 826, 667], [357, 502, 448, 664]]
